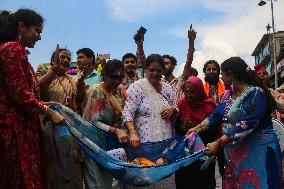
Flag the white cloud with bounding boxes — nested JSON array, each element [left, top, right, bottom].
[[107, 0, 284, 80], [173, 0, 284, 79], [106, 0, 194, 22]]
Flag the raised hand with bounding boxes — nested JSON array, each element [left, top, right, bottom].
[[188, 24, 197, 41], [134, 32, 144, 45], [80, 64, 90, 79], [52, 44, 60, 67], [51, 44, 67, 75]]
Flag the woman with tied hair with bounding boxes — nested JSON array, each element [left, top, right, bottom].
[[0, 9, 65, 189], [37, 47, 84, 189], [37, 46, 78, 110], [175, 76, 217, 189], [83, 59, 128, 189], [122, 54, 177, 188], [188, 57, 281, 188]]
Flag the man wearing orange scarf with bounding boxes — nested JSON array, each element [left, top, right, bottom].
[[203, 60, 225, 104], [203, 60, 225, 179]]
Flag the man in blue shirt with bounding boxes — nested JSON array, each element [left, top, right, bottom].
[[76, 48, 102, 114], [77, 48, 101, 86]]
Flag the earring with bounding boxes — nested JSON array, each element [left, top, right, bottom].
[[230, 84, 235, 93], [18, 33, 22, 42], [229, 78, 235, 93]]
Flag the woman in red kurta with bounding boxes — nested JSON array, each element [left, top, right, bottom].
[[0, 9, 65, 189]]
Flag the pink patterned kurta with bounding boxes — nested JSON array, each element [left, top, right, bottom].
[[0, 42, 46, 189]]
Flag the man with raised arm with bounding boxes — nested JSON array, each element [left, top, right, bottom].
[[162, 25, 197, 102], [121, 33, 146, 89]]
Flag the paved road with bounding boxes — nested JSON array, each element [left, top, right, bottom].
[[215, 163, 222, 189]]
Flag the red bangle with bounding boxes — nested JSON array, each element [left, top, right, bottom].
[[217, 138, 226, 147], [220, 138, 226, 147]]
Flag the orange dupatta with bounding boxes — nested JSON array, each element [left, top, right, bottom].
[[203, 80, 225, 100]]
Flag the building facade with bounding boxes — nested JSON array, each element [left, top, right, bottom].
[[252, 31, 284, 87]]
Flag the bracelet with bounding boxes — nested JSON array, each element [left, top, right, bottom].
[[216, 138, 226, 147], [216, 139, 222, 147], [188, 48, 195, 52], [197, 125, 203, 133], [220, 138, 226, 147], [128, 126, 135, 130], [43, 105, 49, 114]]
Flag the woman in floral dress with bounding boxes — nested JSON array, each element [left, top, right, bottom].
[[83, 59, 128, 189], [188, 57, 281, 189]]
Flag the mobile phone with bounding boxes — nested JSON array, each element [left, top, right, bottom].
[[137, 26, 147, 36], [134, 26, 147, 42], [98, 54, 110, 60]]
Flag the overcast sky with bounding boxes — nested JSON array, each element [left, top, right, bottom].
[[1, 0, 284, 79]]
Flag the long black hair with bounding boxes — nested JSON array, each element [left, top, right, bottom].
[[221, 57, 276, 114], [0, 9, 43, 43]]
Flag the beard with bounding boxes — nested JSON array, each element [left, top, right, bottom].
[[163, 68, 173, 77], [204, 74, 219, 85], [125, 68, 136, 75]]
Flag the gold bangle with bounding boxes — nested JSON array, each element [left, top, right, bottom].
[[195, 128, 200, 133], [42, 105, 49, 116], [128, 127, 135, 130], [198, 127, 202, 133], [43, 105, 48, 112]]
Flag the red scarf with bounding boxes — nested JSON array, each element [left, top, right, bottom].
[[178, 76, 216, 127]]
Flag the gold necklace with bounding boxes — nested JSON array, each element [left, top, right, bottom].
[[57, 75, 75, 106]]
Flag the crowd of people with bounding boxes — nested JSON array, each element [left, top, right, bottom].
[[0, 8, 283, 189]]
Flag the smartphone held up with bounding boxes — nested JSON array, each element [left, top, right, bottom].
[[134, 26, 147, 42]]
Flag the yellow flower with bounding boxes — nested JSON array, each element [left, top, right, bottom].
[[97, 64, 102, 73]]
